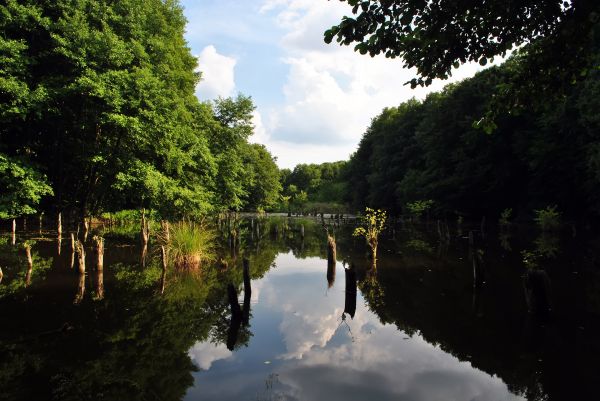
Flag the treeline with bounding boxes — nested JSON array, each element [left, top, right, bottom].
[[278, 161, 347, 213], [0, 0, 281, 221], [343, 52, 600, 223]]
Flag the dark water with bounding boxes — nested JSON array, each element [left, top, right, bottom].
[[1, 217, 599, 401]]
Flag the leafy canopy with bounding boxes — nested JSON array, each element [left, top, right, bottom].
[[325, 0, 600, 89]]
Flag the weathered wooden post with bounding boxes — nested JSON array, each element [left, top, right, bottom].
[[344, 265, 357, 319], [74, 271, 86, 304], [24, 243, 33, 287], [327, 234, 336, 267], [83, 217, 90, 242], [141, 209, 149, 246], [226, 283, 243, 351], [95, 236, 105, 300], [242, 259, 251, 325], [11, 218, 16, 245], [57, 212, 62, 237], [0, 266, 3, 284], [76, 240, 86, 274], [160, 245, 168, 295]]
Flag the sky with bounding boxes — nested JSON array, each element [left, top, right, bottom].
[[181, 0, 492, 169]]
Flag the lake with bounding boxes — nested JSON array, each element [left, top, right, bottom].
[[0, 216, 598, 401]]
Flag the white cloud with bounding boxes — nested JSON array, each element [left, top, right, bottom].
[[195, 45, 237, 100], [252, 0, 499, 168], [188, 341, 233, 370]]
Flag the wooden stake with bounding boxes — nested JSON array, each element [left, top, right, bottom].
[[160, 245, 167, 295], [76, 240, 86, 274], [24, 243, 33, 287], [57, 212, 62, 237], [11, 218, 16, 245], [327, 234, 337, 266]]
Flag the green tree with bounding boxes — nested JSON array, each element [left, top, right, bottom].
[[325, 0, 599, 90], [0, 154, 53, 219]]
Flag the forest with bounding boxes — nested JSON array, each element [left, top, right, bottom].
[[0, 0, 281, 222], [2, 0, 600, 227]]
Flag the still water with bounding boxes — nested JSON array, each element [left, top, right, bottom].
[[1, 217, 598, 401]]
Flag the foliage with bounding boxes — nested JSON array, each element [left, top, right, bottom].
[[405, 200, 434, 218], [0, 153, 53, 219], [278, 161, 348, 212], [534, 205, 561, 231], [324, 0, 599, 110], [342, 57, 600, 221], [353, 207, 387, 259], [499, 208, 513, 226], [0, 1, 281, 218]]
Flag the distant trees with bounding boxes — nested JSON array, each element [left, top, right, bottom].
[[279, 161, 347, 212]]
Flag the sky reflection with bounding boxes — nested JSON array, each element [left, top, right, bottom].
[[186, 252, 523, 401]]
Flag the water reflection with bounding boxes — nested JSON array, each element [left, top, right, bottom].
[[0, 219, 598, 401]]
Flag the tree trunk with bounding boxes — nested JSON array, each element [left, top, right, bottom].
[[57, 212, 62, 237]]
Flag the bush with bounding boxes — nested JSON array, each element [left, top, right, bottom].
[[534, 205, 561, 231]]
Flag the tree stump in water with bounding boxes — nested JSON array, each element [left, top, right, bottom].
[[24, 244, 33, 287], [76, 240, 86, 274]]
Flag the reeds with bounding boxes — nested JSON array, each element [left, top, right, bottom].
[[162, 221, 215, 271]]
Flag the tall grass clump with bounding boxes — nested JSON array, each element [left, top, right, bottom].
[[164, 221, 216, 271]]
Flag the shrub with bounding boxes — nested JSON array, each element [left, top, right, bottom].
[[405, 200, 434, 219], [499, 208, 512, 226], [353, 207, 387, 261], [533, 205, 561, 231]]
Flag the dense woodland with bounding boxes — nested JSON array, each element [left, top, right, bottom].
[[0, 0, 281, 221], [2, 0, 600, 226]]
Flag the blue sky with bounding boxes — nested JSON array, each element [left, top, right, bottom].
[[181, 0, 491, 168]]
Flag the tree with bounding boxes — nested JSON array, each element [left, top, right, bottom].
[[0, 0, 216, 218], [325, 0, 599, 90], [0, 154, 53, 219], [241, 143, 282, 211]]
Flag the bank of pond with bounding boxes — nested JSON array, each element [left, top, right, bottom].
[[0, 215, 599, 401]]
